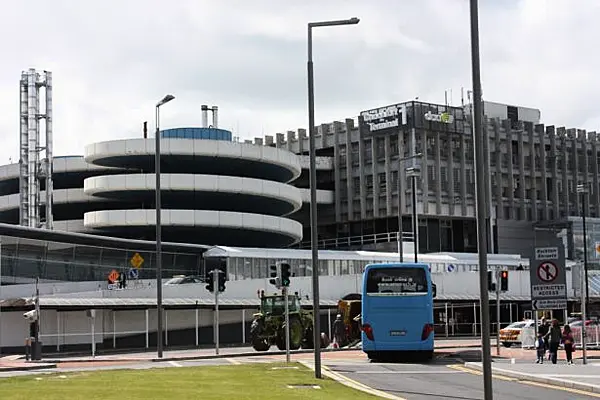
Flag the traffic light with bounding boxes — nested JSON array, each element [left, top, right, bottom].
[[487, 271, 495, 292], [205, 270, 214, 293], [269, 264, 280, 288], [217, 270, 226, 292], [280, 263, 291, 287], [500, 270, 508, 291]]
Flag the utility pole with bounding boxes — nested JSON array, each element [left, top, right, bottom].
[[469, 0, 494, 398]]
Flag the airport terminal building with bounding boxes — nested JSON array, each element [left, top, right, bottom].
[[263, 100, 600, 263]]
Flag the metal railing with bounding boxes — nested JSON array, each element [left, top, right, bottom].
[[296, 231, 415, 250]]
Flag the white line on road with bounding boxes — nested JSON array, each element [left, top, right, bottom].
[[168, 361, 182, 368], [226, 358, 241, 365], [353, 370, 461, 375]]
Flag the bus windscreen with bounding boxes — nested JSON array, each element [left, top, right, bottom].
[[366, 267, 428, 295]]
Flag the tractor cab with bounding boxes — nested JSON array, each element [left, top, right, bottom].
[[259, 294, 301, 316]]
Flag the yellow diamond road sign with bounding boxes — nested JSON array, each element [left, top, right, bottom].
[[130, 253, 144, 269]]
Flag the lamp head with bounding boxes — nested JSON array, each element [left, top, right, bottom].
[[157, 94, 175, 107]]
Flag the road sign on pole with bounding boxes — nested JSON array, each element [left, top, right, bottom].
[[130, 253, 144, 269], [530, 244, 567, 311]]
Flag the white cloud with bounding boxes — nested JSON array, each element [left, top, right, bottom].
[[0, 0, 599, 164]]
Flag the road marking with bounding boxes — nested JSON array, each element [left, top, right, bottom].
[[520, 379, 600, 398], [300, 361, 405, 400], [354, 370, 460, 374], [451, 364, 600, 397], [226, 358, 241, 365], [447, 365, 515, 381], [167, 361, 182, 368], [321, 365, 406, 400]]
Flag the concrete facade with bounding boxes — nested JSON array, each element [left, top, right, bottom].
[[259, 100, 599, 256]]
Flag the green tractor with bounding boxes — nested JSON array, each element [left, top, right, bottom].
[[250, 292, 316, 351]]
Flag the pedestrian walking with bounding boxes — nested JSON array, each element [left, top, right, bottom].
[[538, 317, 550, 359], [332, 314, 345, 348], [544, 319, 561, 364], [562, 324, 575, 365]]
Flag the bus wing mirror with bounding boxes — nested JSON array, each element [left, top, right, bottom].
[[432, 283, 437, 298]]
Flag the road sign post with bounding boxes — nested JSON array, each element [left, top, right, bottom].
[[530, 245, 567, 312], [581, 262, 588, 364], [495, 269, 500, 356], [213, 269, 220, 355], [283, 286, 290, 363]]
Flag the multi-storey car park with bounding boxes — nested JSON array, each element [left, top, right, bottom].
[[0, 124, 333, 247]]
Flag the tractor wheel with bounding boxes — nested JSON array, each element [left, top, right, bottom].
[[302, 326, 315, 349], [252, 339, 270, 352], [284, 318, 304, 350], [275, 330, 286, 351], [250, 320, 270, 352]]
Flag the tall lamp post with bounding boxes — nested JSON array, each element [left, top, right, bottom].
[[307, 17, 359, 379], [398, 153, 422, 262], [469, 1, 493, 398], [577, 182, 591, 364], [155, 94, 175, 359]]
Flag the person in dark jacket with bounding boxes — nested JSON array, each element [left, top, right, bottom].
[[544, 319, 562, 364], [538, 318, 550, 359]]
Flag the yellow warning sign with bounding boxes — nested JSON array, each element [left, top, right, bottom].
[[130, 253, 144, 269]]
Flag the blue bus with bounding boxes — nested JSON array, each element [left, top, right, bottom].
[[361, 262, 436, 361]]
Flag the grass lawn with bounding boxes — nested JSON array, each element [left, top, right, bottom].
[[0, 362, 381, 400]]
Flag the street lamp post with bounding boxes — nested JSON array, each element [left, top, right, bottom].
[[398, 153, 422, 263], [469, 1, 493, 399], [155, 94, 175, 359], [307, 17, 359, 379], [577, 182, 591, 364]]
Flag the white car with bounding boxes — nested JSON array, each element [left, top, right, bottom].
[[499, 320, 536, 347]]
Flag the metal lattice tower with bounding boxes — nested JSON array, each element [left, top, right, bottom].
[[19, 68, 53, 229]]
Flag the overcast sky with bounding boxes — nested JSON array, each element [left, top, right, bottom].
[[0, 0, 597, 163]]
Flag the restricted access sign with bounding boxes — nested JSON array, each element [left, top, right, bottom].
[[529, 243, 567, 310]]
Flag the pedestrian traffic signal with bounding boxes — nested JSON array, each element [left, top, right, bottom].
[[205, 271, 214, 293], [280, 263, 291, 287], [500, 270, 508, 291], [269, 264, 280, 288], [217, 270, 226, 292], [487, 271, 495, 292]]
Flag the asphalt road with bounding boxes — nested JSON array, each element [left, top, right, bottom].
[[326, 358, 600, 400]]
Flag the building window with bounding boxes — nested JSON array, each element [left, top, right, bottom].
[[351, 143, 359, 166], [465, 139, 474, 161], [353, 177, 360, 197], [339, 179, 347, 199], [390, 136, 399, 157], [390, 171, 399, 192], [441, 167, 448, 192], [426, 134, 436, 158], [440, 137, 449, 159], [339, 145, 347, 166], [376, 138, 386, 159], [427, 165, 436, 185], [364, 140, 372, 164], [366, 175, 373, 196], [378, 173, 387, 195], [453, 168, 461, 193]]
